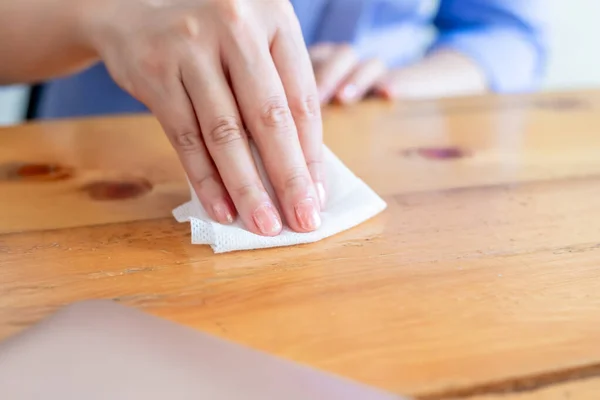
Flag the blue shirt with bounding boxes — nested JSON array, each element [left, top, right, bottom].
[[35, 0, 546, 119]]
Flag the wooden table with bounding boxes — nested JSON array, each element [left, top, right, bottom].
[[2, 90, 600, 400]]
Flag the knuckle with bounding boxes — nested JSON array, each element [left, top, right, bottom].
[[171, 129, 203, 154], [176, 16, 201, 40], [232, 180, 263, 199], [207, 116, 245, 146], [215, 0, 246, 26], [193, 173, 221, 193], [289, 95, 321, 121], [281, 169, 311, 191], [260, 97, 294, 129]]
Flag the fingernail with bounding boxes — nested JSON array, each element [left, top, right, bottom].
[[253, 204, 282, 236], [375, 86, 393, 100], [316, 182, 327, 209], [341, 84, 358, 102], [295, 198, 321, 231], [213, 202, 234, 224]]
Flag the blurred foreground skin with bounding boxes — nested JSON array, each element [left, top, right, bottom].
[[0, 0, 325, 237], [0, 300, 406, 400]]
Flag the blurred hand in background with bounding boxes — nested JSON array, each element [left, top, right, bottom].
[[306, 0, 546, 105], [310, 43, 487, 105]]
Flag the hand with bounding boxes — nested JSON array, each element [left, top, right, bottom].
[[311, 45, 488, 103], [82, 0, 324, 236], [310, 44, 387, 105], [375, 50, 489, 100]]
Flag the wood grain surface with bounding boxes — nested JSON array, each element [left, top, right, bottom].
[[1, 90, 600, 399], [460, 377, 600, 400]]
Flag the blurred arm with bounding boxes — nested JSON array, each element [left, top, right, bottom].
[[429, 0, 547, 93], [0, 0, 98, 84]]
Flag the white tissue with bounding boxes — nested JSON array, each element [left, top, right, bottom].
[[172, 145, 386, 253]]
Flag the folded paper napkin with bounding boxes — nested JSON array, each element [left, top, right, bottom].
[[172, 144, 387, 253]]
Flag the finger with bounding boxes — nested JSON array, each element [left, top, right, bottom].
[[272, 24, 326, 209], [182, 54, 283, 237], [335, 59, 386, 104], [144, 78, 236, 225], [225, 25, 321, 233], [373, 70, 400, 100], [313, 45, 358, 104], [309, 43, 335, 67]]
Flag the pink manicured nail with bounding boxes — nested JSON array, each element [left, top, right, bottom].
[[253, 204, 282, 236], [213, 202, 234, 224], [341, 84, 358, 101], [295, 198, 321, 231]]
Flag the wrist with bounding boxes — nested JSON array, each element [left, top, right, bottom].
[[74, 0, 119, 59]]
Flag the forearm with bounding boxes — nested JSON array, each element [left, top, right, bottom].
[[0, 0, 99, 84], [379, 49, 488, 100]]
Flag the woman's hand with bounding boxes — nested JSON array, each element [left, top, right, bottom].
[[310, 44, 387, 105], [83, 0, 324, 236]]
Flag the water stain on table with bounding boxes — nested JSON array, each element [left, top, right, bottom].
[[534, 97, 589, 111], [0, 162, 74, 181], [82, 179, 153, 201], [402, 147, 470, 160]]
